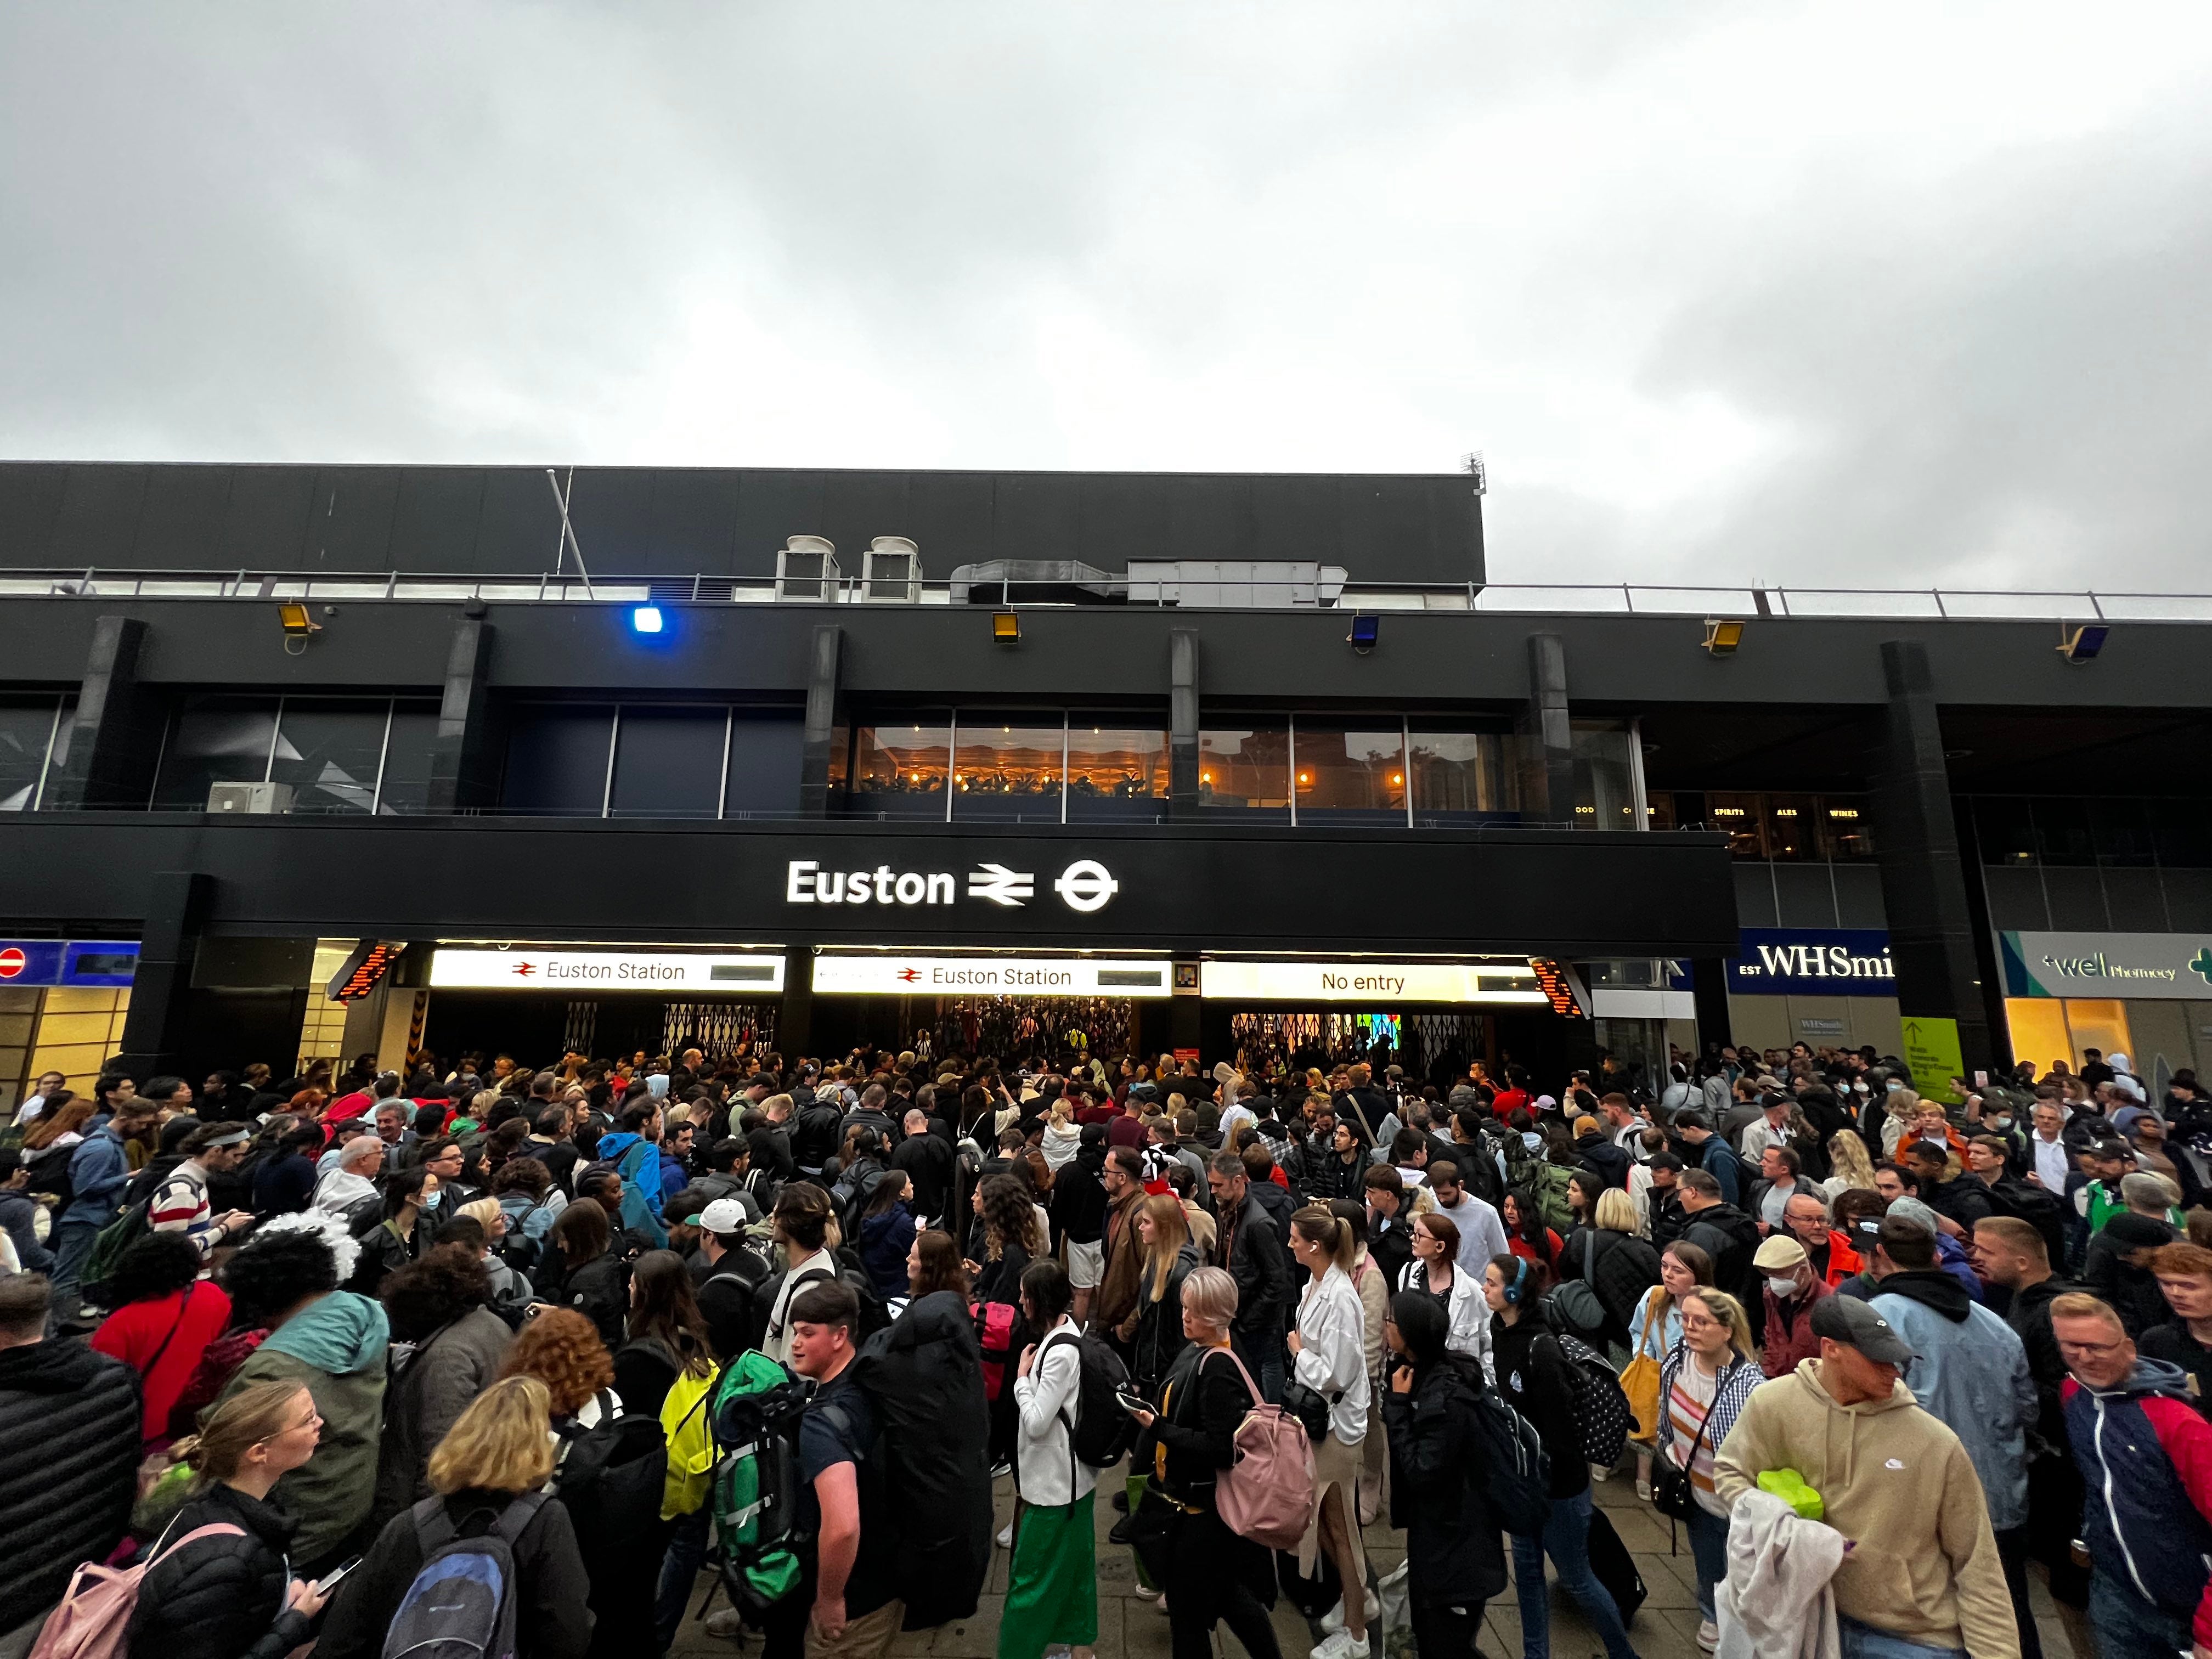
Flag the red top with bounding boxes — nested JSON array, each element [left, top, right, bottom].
[[92, 1279, 235, 1444]]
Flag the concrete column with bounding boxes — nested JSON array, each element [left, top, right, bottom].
[[798, 625, 843, 817], [1169, 629, 1201, 814], [1871, 640, 1996, 1070], [43, 616, 166, 810], [778, 946, 814, 1059], [113, 870, 211, 1077], [423, 618, 498, 814], [1516, 632, 1575, 823]]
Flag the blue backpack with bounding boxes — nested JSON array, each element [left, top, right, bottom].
[[380, 1493, 544, 1659]]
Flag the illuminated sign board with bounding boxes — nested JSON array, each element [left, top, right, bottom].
[[1198, 960, 1547, 1004], [811, 956, 1171, 997], [0, 940, 139, 988], [429, 951, 786, 991]]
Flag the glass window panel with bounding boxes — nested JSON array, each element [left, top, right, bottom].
[[1765, 794, 1818, 861], [725, 713, 804, 819], [1408, 727, 1521, 827], [1705, 792, 1769, 859], [1198, 723, 1290, 822], [2059, 999, 2134, 1069], [153, 696, 280, 810], [2149, 798, 2212, 867], [1820, 797, 1878, 860], [610, 707, 726, 819], [376, 703, 443, 815], [2004, 999, 2073, 1079], [1646, 791, 1678, 831], [953, 713, 1065, 823], [1569, 720, 1640, 832], [2089, 798, 2155, 866], [1294, 722, 1406, 825], [1066, 719, 1170, 824], [0, 699, 59, 812], [845, 720, 950, 820], [269, 698, 388, 816], [2030, 798, 2095, 867], [500, 706, 614, 816]]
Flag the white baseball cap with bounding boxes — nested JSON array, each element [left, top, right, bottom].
[[699, 1198, 749, 1235]]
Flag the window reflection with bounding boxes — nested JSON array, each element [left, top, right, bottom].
[[1067, 722, 1169, 823], [1295, 724, 1406, 824], [153, 696, 281, 811], [848, 721, 951, 819], [1409, 729, 1520, 826], [1570, 721, 1639, 831], [1198, 724, 1290, 821], [953, 716, 1064, 823]]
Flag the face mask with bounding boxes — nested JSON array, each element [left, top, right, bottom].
[[1886, 1081, 1904, 1093], [1766, 1276, 1801, 1299], [1989, 1117, 2011, 1132]]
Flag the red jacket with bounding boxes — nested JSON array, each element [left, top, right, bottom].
[[1759, 1275, 1833, 1378], [91, 1278, 234, 1445], [1813, 1228, 1864, 1288]]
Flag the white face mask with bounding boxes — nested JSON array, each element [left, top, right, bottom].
[[1766, 1275, 1801, 1299]]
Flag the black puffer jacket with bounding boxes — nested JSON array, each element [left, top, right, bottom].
[[0, 1338, 141, 1634], [1383, 1353, 1508, 1606], [127, 1485, 312, 1659]]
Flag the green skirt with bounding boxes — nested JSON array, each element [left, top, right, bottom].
[[997, 1489, 1099, 1659]]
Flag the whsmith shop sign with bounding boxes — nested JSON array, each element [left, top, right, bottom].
[[1724, 929, 1897, 998], [2002, 933, 2212, 1000]]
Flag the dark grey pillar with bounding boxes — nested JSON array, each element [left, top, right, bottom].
[[779, 946, 814, 1059], [1516, 632, 1574, 823], [423, 619, 498, 814], [1691, 958, 1734, 1058], [44, 616, 166, 809], [1871, 640, 1995, 1070], [114, 871, 212, 1077], [798, 625, 843, 817], [1169, 629, 1200, 813]]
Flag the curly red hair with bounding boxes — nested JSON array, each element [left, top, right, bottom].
[[496, 1306, 613, 1415]]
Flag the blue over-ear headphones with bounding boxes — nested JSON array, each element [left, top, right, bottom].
[[1505, 1256, 1530, 1306]]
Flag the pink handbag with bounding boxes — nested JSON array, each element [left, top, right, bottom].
[[1205, 1347, 1317, 1551], [31, 1522, 247, 1659]]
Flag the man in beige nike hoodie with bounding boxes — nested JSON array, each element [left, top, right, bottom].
[[1713, 1296, 2019, 1659]]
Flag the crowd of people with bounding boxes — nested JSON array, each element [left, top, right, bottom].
[[3, 1036, 2212, 1659]]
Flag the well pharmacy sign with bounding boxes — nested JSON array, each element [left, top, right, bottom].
[[2001, 933, 2212, 1001]]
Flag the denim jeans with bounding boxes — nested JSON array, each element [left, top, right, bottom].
[[1835, 1616, 1967, 1659], [2087, 1569, 2192, 1658], [1510, 1488, 1639, 1659], [654, 1507, 712, 1652], [1683, 1504, 1729, 1622], [50, 1215, 100, 1291]]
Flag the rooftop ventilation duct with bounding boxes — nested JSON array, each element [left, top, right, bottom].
[[1127, 561, 1347, 608], [949, 559, 1126, 605]]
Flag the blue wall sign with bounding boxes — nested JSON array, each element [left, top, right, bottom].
[[1724, 928, 1894, 997], [0, 939, 140, 988]]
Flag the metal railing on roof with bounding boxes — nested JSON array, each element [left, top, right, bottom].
[[2, 567, 2209, 622]]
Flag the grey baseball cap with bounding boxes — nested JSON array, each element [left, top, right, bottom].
[[1810, 1296, 1914, 1367]]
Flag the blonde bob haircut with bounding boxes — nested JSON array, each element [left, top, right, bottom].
[[1593, 1188, 1639, 1234], [1180, 1265, 1240, 1332], [427, 1375, 556, 1496]]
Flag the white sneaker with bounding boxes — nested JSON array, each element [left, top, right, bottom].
[[1318, 1593, 1379, 1638], [1697, 1618, 1719, 1652], [996, 1522, 1014, 1548], [1310, 1630, 1362, 1659], [704, 1609, 745, 1640]]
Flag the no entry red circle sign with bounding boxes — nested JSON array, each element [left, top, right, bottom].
[[0, 948, 24, 979]]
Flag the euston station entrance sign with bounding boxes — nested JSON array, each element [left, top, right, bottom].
[[1198, 960, 1548, 1005], [812, 956, 1172, 998], [430, 950, 787, 991]]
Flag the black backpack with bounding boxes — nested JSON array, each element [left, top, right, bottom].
[[1041, 1328, 1138, 1470], [791, 1104, 844, 1171], [770, 1263, 892, 1347], [380, 1492, 545, 1659], [1464, 1369, 1552, 1536], [552, 1393, 668, 1551]]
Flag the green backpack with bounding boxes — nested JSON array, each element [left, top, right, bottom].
[[80, 1195, 152, 1301], [709, 1350, 821, 1612], [1532, 1163, 1577, 1233]]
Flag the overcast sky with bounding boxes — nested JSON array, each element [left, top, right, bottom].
[[4, 4, 2209, 590]]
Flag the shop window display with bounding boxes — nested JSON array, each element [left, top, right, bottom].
[[847, 720, 951, 819], [952, 714, 1064, 823]]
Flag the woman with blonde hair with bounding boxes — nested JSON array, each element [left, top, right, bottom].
[[126, 1380, 331, 1659], [1821, 1129, 1877, 1199], [1655, 1288, 1760, 1648], [1122, 1191, 1198, 1391], [1286, 1205, 1372, 1659], [318, 1377, 592, 1659]]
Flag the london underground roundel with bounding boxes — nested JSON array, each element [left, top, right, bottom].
[[1054, 860, 1120, 914]]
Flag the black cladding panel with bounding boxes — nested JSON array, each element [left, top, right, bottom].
[[135, 466, 236, 569], [562, 468, 656, 574], [992, 472, 1083, 560], [221, 469, 319, 568], [0, 464, 67, 564], [475, 469, 566, 571], [648, 470, 741, 574], [390, 470, 490, 572], [47, 465, 150, 568], [302, 467, 402, 570]]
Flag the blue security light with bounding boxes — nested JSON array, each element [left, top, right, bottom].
[[631, 606, 664, 635], [1346, 613, 1380, 652], [2057, 623, 2107, 663]]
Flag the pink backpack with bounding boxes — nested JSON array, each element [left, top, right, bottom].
[[30, 1522, 245, 1659], [1205, 1347, 1316, 1551]]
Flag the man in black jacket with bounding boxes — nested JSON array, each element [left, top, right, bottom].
[[1901, 1139, 1998, 1232], [1207, 1152, 1290, 1401], [0, 1272, 142, 1636], [890, 1108, 956, 1225], [1675, 1168, 1765, 1342]]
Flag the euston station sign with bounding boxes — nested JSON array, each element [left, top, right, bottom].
[[1198, 960, 1548, 1005], [811, 956, 1172, 998], [786, 857, 1120, 915], [430, 950, 787, 992]]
